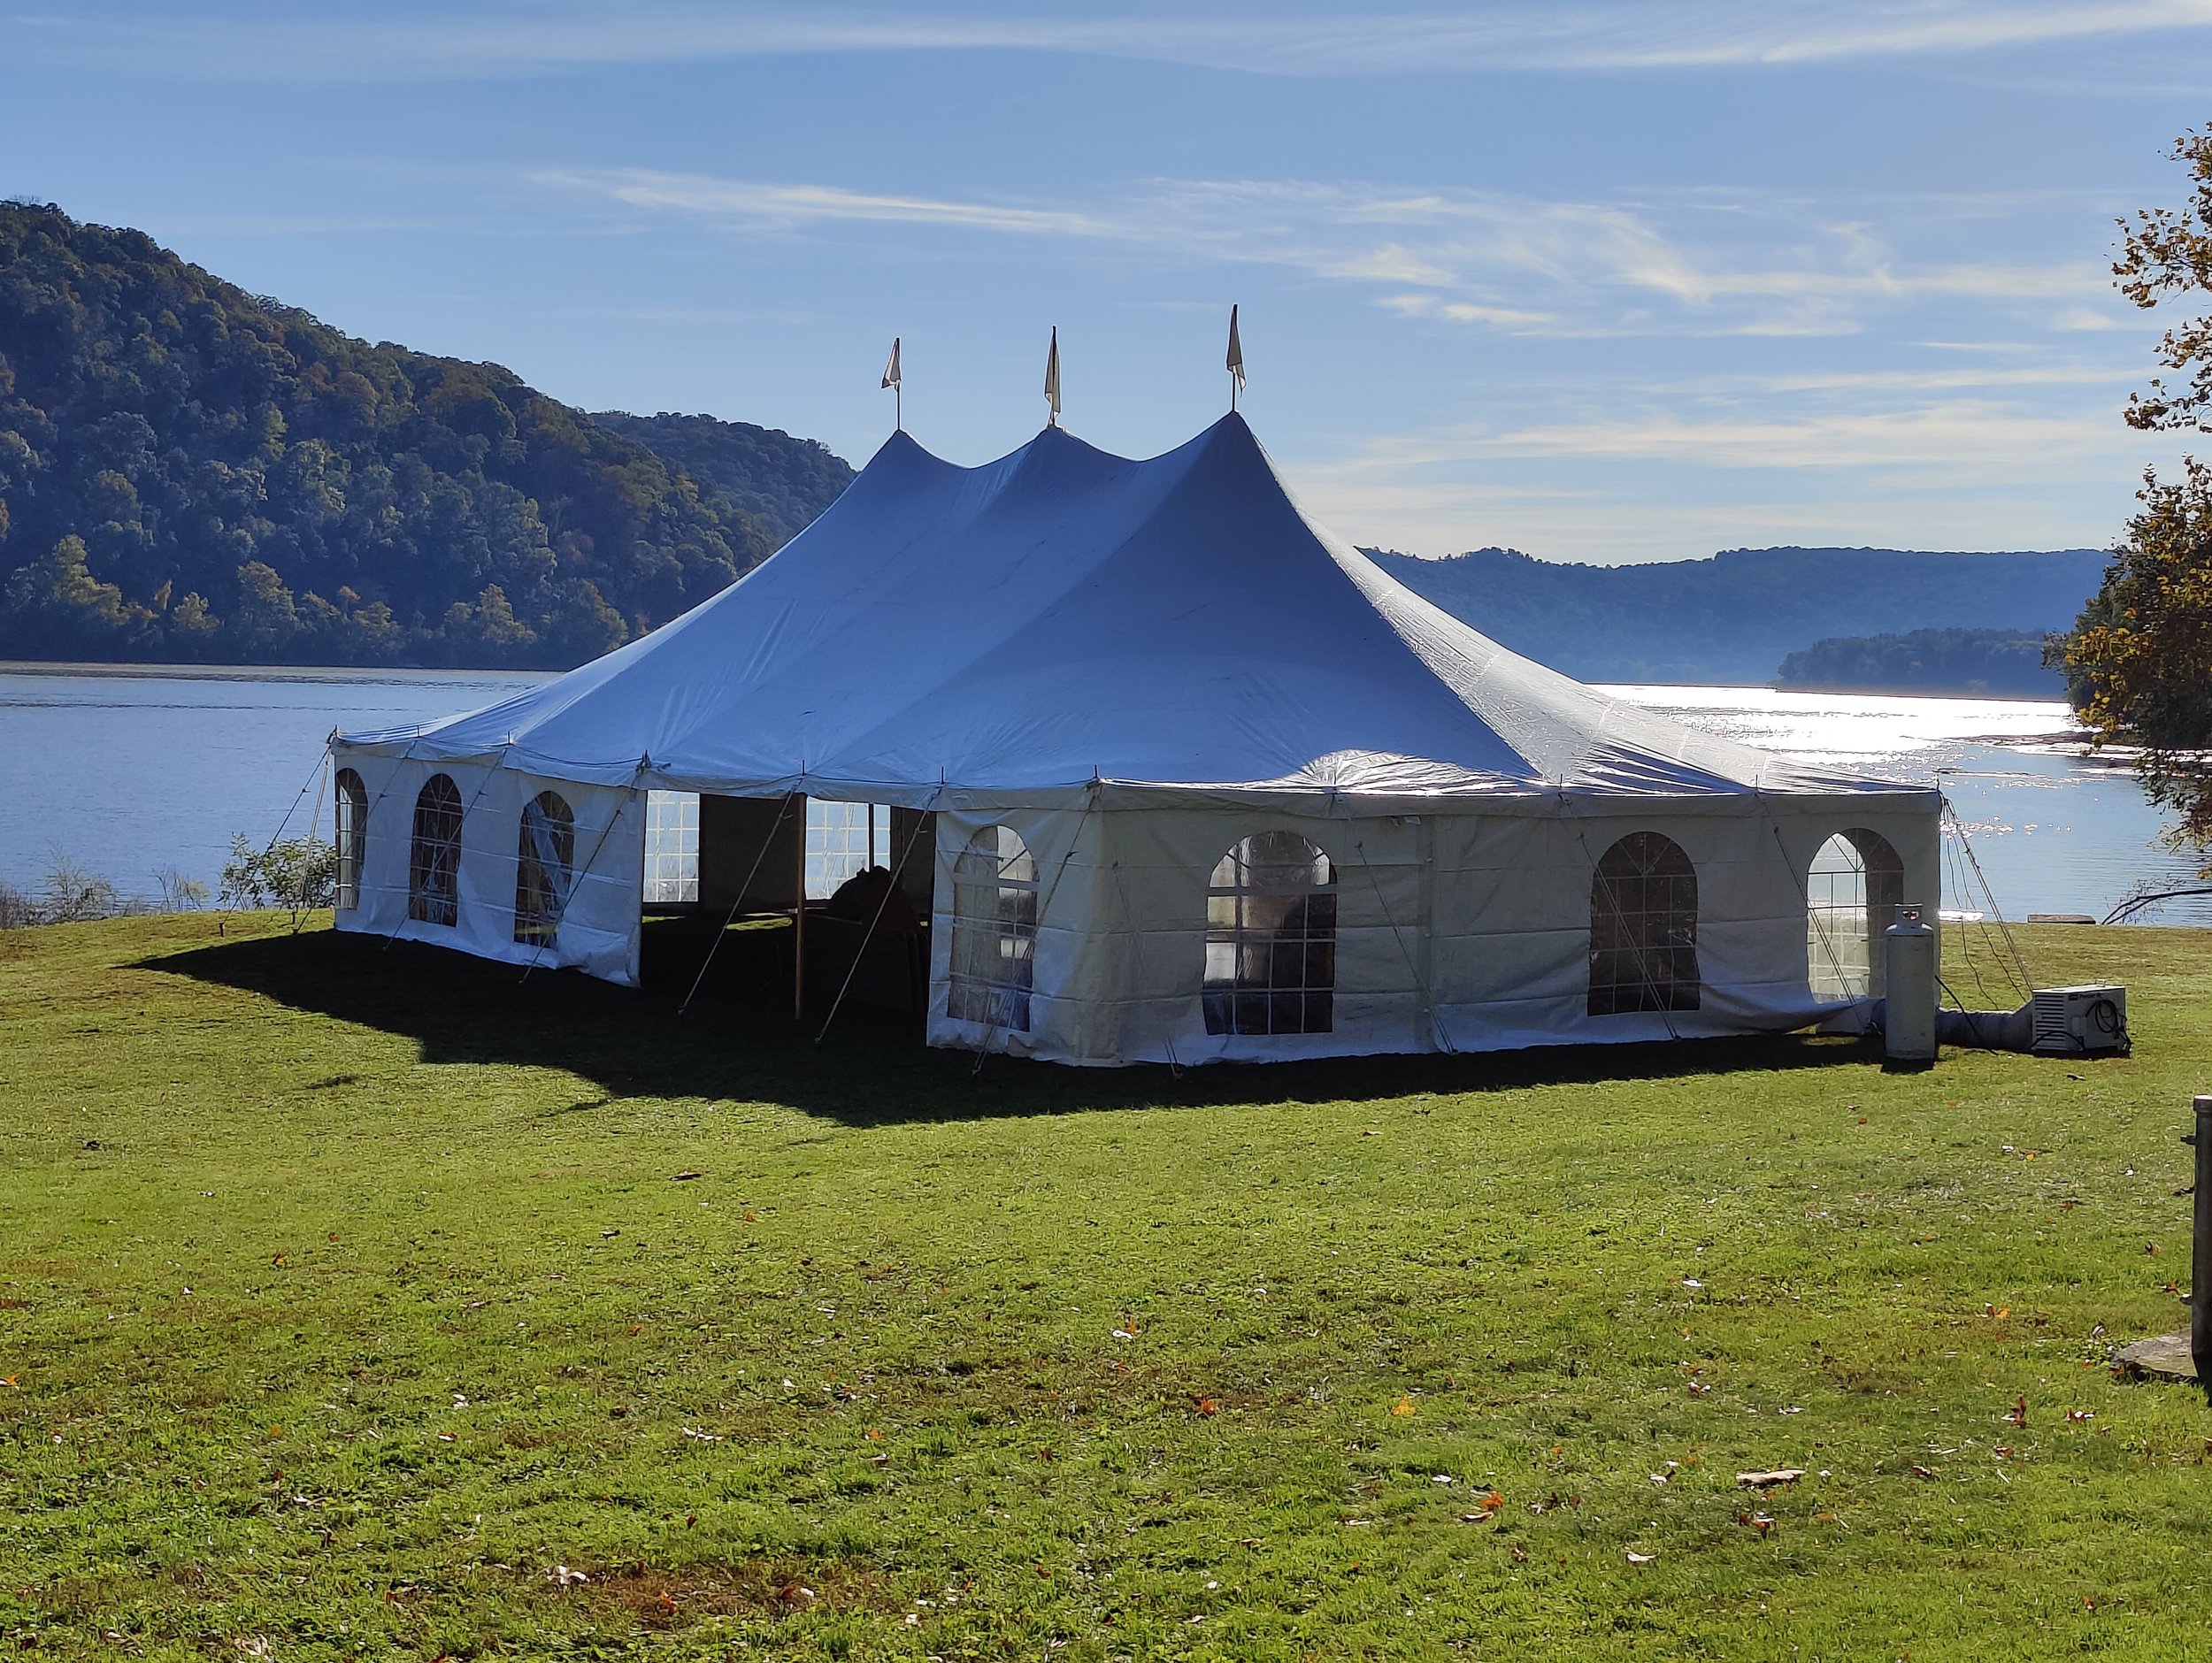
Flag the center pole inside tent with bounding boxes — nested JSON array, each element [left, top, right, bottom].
[[792, 793, 807, 1022]]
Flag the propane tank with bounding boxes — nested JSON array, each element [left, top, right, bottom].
[[1884, 902, 1938, 1062]]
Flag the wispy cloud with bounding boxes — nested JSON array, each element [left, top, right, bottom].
[[540, 166, 2110, 341], [1449, 402, 2119, 471], [20, 2, 2212, 82], [533, 170, 1114, 238], [1294, 402, 2173, 562]]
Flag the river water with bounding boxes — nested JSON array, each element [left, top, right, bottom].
[[1, 663, 2206, 924]]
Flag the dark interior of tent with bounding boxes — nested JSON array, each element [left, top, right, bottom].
[[639, 793, 938, 1028]]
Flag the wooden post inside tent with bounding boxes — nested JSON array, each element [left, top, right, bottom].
[[792, 793, 808, 1023]]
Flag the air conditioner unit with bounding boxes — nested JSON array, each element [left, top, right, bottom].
[[2030, 985, 2130, 1057]]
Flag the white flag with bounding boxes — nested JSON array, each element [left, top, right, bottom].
[[1044, 326, 1061, 425], [1226, 304, 1246, 396], [880, 336, 901, 390]]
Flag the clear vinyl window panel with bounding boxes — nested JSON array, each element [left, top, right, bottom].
[[807, 800, 892, 900], [334, 767, 366, 912], [1807, 828, 1904, 1002], [642, 790, 699, 905], [514, 789, 576, 946], [948, 824, 1038, 1032], [408, 773, 463, 928], [1588, 830, 1701, 1015], [1203, 831, 1336, 1037]]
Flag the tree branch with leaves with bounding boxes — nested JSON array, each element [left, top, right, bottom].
[[2052, 126, 2212, 867]]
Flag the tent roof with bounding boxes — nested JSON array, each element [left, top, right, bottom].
[[339, 413, 1922, 809]]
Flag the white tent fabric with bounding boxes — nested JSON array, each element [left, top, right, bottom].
[[334, 413, 1941, 1061]]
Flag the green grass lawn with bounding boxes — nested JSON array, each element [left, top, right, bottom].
[[2, 914, 2208, 1660]]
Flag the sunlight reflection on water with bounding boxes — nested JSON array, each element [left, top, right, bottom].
[[1608, 685, 2211, 927], [0, 667, 2204, 926]]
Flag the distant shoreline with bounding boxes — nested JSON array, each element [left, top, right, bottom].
[[1, 659, 2084, 706], [0, 660, 553, 685]]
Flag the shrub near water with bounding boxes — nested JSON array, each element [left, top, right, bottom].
[[1, 914, 2209, 1659]]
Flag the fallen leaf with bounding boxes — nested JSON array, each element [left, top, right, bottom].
[[1194, 1397, 1220, 1416], [1624, 1550, 1655, 1567], [1911, 1464, 1937, 1480], [2008, 1397, 2028, 1427], [1389, 1394, 1417, 1418], [549, 1565, 590, 1587], [2068, 1408, 2094, 1422], [671, 1170, 702, 1182], [1509, 1544, 1529, 1562], [1737, 1509, 1775, 1537]]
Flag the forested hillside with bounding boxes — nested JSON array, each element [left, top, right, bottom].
[[590, 411, 852, 547], [1774, 628, 2062, 696], [1371, 545, 2108, 686], [0, 203, 850, 668]]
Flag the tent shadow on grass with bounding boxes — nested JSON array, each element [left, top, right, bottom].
[[137, 919, 1881, 1129]]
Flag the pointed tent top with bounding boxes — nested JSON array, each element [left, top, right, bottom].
[[341, 409, 1923, 808], [1044, 326, 1062, 427]]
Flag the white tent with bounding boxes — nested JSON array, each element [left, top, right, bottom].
[[331, 413, 1939, 1064]]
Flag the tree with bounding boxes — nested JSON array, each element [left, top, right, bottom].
[[2116, 128, 2212, 433], [2053, 128, 2212, 864], [219, 832, 335, 929]]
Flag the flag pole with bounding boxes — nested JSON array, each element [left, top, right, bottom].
[[1225, 303, 1246, 415], [1044, 326, 1062, 428]]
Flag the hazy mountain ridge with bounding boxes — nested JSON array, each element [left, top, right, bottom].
[[1368, 545, 2109, 686], [0, 203, 851, 668]]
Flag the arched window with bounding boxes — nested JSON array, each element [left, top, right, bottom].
[[948, 825, 1038, 1031], [1204, 832, 1336, 1036], [1589, 831, 1700, 1015], [514, 789, 576, 946], [334, 768, 366, 912], [1807, 829, 1905, 1001], [408, 774, 463, 927]]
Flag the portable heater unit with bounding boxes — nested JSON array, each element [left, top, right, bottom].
[[2029, 985, 2130, 1057]]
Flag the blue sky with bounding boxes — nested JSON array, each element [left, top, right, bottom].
[[4, 2, 2209, 563]]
